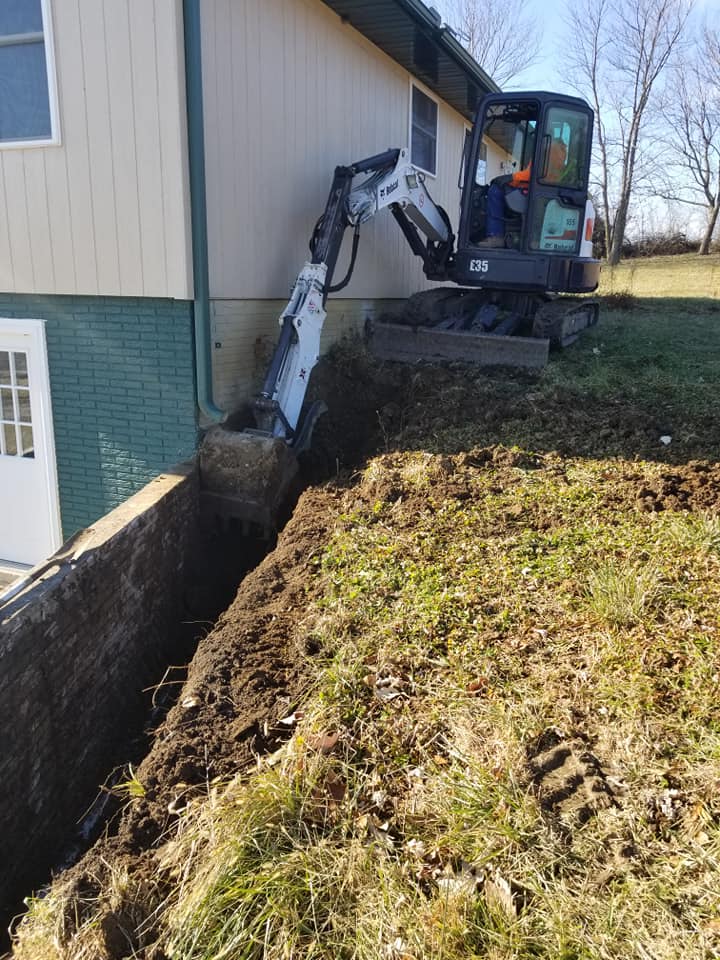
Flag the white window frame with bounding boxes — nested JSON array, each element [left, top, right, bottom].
[[409, 79, 439, 179], [0, 0, 61, 150]]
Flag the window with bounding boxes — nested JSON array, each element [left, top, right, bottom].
[[411, 85, 438, 176], [0, 0, 57, 145], [474, 140, 487, 185], [538, 107, 589, 189], [0, 350, 34, 458]]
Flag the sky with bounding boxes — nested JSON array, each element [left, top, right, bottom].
[[435, 0, 720, 91]]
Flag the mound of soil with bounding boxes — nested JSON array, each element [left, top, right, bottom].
[[14, 342, 720, 959], [41, 485, 345, 959], [631, 462, 720, 513]]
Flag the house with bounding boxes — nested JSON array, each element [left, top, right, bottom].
[[0, 0, 501, 570]]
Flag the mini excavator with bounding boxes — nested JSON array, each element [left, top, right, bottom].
[[200, 90, 600, 530]]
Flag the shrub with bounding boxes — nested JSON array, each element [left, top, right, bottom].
[[601, 290, 638, 311]]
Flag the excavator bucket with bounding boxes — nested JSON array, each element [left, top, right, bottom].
[[199, 427, 299, 535]]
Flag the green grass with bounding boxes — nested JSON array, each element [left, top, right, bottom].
[[600, 252, 720, 299], [547, 299, 720, 416], [12, 257, 720, 960], [150, 456, 720, 960]]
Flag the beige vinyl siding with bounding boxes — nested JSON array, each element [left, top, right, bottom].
[[211, 298, 402, 412], [0, 0, 192, 300], [202, 0, 471, 301]]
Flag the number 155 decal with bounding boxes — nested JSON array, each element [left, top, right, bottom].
[[469, 259, 489, 273]]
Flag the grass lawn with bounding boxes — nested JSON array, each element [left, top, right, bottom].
[[600, 252, 720, 299], [13, 256, 720, 960]]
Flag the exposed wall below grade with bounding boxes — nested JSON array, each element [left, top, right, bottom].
[[0, 463, 200, 912], [211, 297, 403, 413]]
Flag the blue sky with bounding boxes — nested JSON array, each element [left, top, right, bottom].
[[435, 0, 720, 91], [432, 0, 720, 236]]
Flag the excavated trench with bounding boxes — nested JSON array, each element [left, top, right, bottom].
[[0, 347, 400, 953], [7, 334, 720, 958]]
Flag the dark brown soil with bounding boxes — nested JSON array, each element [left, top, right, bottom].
[[15, 342, 720, 959], [42, 484, 345, 959]]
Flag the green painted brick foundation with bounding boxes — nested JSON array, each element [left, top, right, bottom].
[[0, 294, 199, 538]]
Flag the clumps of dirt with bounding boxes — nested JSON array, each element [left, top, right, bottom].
[[635, 462, 720, 513], [32, 483, 346, 959], [527, 728, 620, 829], [304, 339, 720, 468], [604, 461, 720, 514]]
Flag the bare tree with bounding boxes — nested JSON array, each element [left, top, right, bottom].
[[657, 27, 720, 254], [565, 0, 693, 264], [441, 0, 542, 87]]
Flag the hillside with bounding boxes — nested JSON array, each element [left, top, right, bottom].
[[12, 276, 720, 960]]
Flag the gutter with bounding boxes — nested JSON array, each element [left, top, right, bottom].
[[182, 0, 225, 423]]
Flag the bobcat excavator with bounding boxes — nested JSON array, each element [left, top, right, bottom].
[[201, 90, 600, 531]]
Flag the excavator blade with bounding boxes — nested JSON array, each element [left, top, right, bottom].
[[368, 320, 550, 369], [199, 427, 299, 535]]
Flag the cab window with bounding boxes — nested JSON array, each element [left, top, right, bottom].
[[539, 107, 589, 189], [478, 101, 538, 182]]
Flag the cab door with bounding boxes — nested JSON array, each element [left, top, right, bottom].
[[527, 103, 593, 254]]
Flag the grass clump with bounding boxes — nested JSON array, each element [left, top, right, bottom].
[[601, 290, 638, 311], [585, 559, 662, 626]]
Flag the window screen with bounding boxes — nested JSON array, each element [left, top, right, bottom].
[[411, 86, 438, 176], [0, 0, 52, 143]]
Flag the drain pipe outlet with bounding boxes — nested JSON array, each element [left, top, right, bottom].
[[183, 0, 225, 423]]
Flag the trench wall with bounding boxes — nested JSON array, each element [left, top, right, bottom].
[[0, 463, 200, 910]]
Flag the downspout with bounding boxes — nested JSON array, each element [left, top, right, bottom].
[[183, 0, 225, 423]]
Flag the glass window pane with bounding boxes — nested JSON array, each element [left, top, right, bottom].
[[540, 107, 588, 189], [13, 351, 28, 387], [412, 87, 437, 132], [0, 42, 51, 142], [1, 387, 14, 420], [412, 127, 436, 174], [17, 388, 31, 422], [20, 424, 34, 457], [0, 352, 9, 385], [3, 422, 17, 456], [0, 0, 44, 37], [412, 87, 437, 174]]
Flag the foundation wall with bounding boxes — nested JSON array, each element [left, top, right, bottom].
[[0, 463, 200, 909], [211, 297, 403, 412]]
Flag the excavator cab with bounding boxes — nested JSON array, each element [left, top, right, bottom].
[[454, 91, 599, 295]]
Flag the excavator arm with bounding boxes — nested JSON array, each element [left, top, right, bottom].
[[249, 147, 453, 448]]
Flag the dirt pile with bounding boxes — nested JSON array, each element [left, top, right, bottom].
[[11, 339, 720, 959]]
